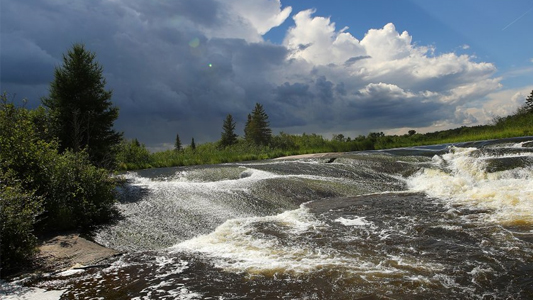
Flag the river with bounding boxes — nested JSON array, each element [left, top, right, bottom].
[[19, 137, 533, 299]]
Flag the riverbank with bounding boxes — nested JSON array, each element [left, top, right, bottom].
[[3, 233, 120, 281], [1, 233, 121, 299]]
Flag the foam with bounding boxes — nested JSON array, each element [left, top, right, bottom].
[[407, 146, 533, 225], [334, 216, 372, 227]]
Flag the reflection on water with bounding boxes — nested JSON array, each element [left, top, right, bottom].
[[21, 138, 533, 299]]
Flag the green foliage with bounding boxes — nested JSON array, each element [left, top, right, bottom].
[[219, 114, 238, 148], [1, 93, 118, 274], [116, 139, 152, 170], [191, 138, 196, 151], [244, 103, 272, 146], [0, 94, 57, 197], [332, 134, 346, 142], [1, 94, 48, 273], [42, 44, 121, 169], [0, 170, 43, 275], [41, 150, 117, 231]]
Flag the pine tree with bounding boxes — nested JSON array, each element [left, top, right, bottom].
[[244, 114, 254, 143], [526, 90, 533, 112], [220, 114, 238, 147], [175, 133, 182, 151], [191, 137, 196, 151], [244, 103, 272, 146], [42, 44, 121, 169]]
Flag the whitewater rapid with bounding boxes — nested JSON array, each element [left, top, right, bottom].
[[14, 137, 533, 299]]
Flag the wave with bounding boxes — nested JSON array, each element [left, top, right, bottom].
[[407, 145, 533, 225]]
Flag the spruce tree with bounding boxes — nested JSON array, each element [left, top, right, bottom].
[[244, 103, 272, 146], [191, 137, 196, 151], [42, 44, 121, 169], [175, 133, 182, 151], [244, 113, 254, 143], [220, 114, 238, 147]]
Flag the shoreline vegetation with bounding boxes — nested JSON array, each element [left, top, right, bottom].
[[117, 105, 533, 171], [1, 43, 532, 280]]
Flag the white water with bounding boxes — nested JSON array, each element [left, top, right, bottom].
[[172, 203, 446, 280], [334, 216, 372, 226], [96, 166, 362, 250], [407, 146, 533, 225], [15, 142, 533, 299]]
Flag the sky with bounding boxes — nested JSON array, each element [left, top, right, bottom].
[[1, 0, 532, 150]]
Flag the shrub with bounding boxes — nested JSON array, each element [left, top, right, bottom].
[[41, 150, 118, 230], [1, 93, 118, 274], [0, 170, 43, 276], [116, 139, 152, 170]]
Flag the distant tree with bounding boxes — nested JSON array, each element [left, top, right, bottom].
[[244, 114, 253, 142], [368, 132, 385, 140], [408, 130, 416, 136], [175, 133, 182, 151], [220, 114, 238, 147], [42, 44, 121, 169], [191, 137, 196, 151], [332, 134, 346, 142], [526, 90, 533, 112], [244, 103, 272, 146]]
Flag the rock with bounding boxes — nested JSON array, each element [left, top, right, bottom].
[[36, 233, 121, 273]]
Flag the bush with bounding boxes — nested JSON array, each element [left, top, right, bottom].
[[1, 93, 118, 274], [42, 150, 118, 230], [0, 170, 43, 275], [116, 139, 152, 170]]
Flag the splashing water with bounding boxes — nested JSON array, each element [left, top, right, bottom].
[[407, 145, 533, 225], [15, 138, 533, 299]]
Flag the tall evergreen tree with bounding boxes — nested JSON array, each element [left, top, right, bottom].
[[526, 90, 533, 112], [244, 103, 272, 146], [42, 44, 121, 169], [175, 133, 182, 151], [244, 114, 254, 143], [220, 114, 238, 147], [191, 137, 196, 151]]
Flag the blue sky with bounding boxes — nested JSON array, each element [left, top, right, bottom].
[[266, 0, 533, 87], [1, 0, 532, 149]]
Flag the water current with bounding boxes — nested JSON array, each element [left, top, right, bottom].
[[19, 137, 533, 299]]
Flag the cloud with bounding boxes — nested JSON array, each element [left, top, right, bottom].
[[223, 0, 292, 35], [0, 33, 58, 85], [0, 0, 507, 148], [344, 56, 371, 67]]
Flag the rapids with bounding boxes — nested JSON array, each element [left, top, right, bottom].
[[15, 137, 533, 299]]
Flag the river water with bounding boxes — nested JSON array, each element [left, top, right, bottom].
[[26, 138, 533, 299]]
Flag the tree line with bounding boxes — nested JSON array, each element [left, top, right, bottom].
[[120, 89, 533, 170]]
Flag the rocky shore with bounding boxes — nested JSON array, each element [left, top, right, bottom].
[[35, 233, 121, 273], [1, 233, 121, 299]]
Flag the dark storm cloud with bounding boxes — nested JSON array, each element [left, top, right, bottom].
[[1, 0, 501, 148], [0, 34, 57, 85]]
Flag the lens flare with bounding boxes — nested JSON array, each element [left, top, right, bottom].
[[188, 38, 200, 48]]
